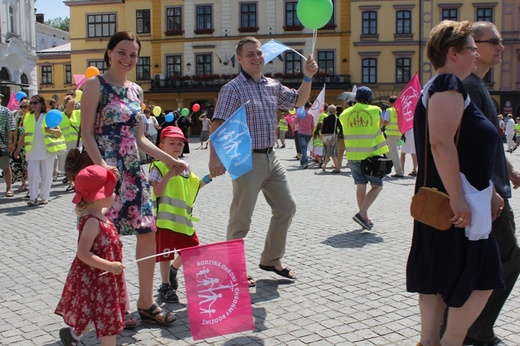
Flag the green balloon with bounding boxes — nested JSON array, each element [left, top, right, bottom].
[[181, 108, 190, 116], [297, 0, 334, 30]]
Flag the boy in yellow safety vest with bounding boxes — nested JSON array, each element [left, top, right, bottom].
[[149, 126, 213, 303]]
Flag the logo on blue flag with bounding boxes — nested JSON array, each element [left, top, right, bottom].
[[209, 103, 252, 180]]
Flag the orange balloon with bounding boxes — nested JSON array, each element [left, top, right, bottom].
[[141, 103, 146, 111], [86, 66, 100, 79]]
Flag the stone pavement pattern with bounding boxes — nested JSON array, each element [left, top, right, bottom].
[[0, 141, 519, 346]]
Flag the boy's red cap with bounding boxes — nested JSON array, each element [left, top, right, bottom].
[[160, 126, 189, 142], [72, 165, 116, 204]]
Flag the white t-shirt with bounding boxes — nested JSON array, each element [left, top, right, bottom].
[[146, 116, 158, 136]]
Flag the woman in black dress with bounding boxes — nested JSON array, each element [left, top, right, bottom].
[[406, 20, 504, 346]]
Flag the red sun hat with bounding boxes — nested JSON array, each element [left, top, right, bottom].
[[72, 165, 117, 204], [160, 125, 189, 142]]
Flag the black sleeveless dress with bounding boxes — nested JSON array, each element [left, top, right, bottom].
[[406, 74, 504, 307]]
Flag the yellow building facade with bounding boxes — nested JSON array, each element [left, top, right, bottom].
[[38, 0, 520, 123]]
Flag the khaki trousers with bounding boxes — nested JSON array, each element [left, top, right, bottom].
[[227, 151, 296, 267]]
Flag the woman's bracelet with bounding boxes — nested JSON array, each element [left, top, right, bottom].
[[303, 75, 312, 83], [202, 174, 212, 184]]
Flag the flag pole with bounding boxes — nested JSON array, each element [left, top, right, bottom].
[[99, 249, 179, 276]]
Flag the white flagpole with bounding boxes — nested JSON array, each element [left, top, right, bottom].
[[99, 249, 179, 276]]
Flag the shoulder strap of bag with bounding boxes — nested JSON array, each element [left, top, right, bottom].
[[76, 76, 106, 148], [422, 95, 462, 187]]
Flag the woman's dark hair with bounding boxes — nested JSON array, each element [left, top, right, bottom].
[[103, 31, 141, 68], [30, 94, 47, 114]]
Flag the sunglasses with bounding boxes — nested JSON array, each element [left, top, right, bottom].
[[29, 101, 41, 105], [475, 38, 503, 46], [20, 105, 28, 108]]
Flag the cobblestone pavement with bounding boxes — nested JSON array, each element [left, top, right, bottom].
[[1, 140, 519, 346]]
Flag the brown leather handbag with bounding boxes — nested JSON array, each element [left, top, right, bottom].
[[410, 98, 460, 231]]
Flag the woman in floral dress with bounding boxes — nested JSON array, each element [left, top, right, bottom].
[[11, 99, 29, 192], [81, 31, 187, 325]]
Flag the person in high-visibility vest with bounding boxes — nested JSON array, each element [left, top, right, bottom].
[[383, 96, 405, 177], [276, 113, 288, 148], [59, 95, 82, 190], [14, 94, 67, 206], [149, 126, 213, 304], [339, 86, 388, 231]]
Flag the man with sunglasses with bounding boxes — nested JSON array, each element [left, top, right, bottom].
[[0, 93, 16, 197], [458, 21, 520, 346]]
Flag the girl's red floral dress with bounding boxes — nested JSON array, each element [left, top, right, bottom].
[[55, 215, 127, 338]]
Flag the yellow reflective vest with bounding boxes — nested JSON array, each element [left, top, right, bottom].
[[385, 106, 401, 137], [23, 113, 67, 153], [278, 118, 288, 132], [151, 161, 201, 235], [339, 103, 389, 160], [60, 110, 81, 143]]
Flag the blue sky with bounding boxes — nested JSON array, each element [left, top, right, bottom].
[[35, 0, 70, 20]]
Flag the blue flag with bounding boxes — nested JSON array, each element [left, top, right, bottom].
[[262, 40, 306, 65], [209, 103, 252, 180]]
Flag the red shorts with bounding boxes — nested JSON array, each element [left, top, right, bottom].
[[155, 228, 200, 262]]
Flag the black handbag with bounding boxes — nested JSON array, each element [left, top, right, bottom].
[[360, 155, 393, 178]]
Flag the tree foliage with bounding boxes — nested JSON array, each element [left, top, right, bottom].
[[45, 17, 70, 32]]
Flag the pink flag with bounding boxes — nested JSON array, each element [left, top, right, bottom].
[[73, 74, 87, 89], [395, 72, 421, 134], [285, 114, 296, 135], [182, 239, 254, 340], [6, 92, 20, 111]]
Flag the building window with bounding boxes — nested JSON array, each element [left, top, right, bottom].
[[362, 11, 377, 35], [9, 6, 15, 33], [166, 55, 182, 78], [476, 8, 493, 22], [362, 58, 377, 84], [196, 5, 213, 30], [396, 10, 411, 34], [441, 8, 458, 21], [318, 51, 335, 75], [285, 1, 301, 27], [136, 57, 150, 80], [240, 3, 257, 28], [166, 7, 182, 32], [483, 69, 492, 84], [396, 58, 411, 83], [136, 9, 151, 34], [41, 66, 53, 85], [196, 54, 212, 75], [87, 14, 117, 38], [88, 61, 107, 75], [65, 64, 72, 84], [284, 51, 302, 74]]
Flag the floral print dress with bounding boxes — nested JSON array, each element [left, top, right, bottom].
[[55, 215, 127, 338], [96, 78, 156, 235]]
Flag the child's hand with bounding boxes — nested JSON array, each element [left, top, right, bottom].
[[109, 261, 126, 275]]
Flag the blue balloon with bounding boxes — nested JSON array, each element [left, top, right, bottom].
[[45, 110, 63, 128], [296, 106, 306, 119], [15, 91, 27, 102], [165, 113, 174, 122]]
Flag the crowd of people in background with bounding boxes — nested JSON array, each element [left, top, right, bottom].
[[1, 23, 520, 346]]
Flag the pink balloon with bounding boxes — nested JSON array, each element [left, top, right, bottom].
[[192, 103, 201, 112]]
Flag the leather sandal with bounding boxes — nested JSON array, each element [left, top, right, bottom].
[[259, 264, 295, 279], [138, 303, 176, 325]]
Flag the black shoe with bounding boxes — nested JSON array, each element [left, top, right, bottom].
[[157, 283, 179, 303], [281, 145, 285, 148], [59, 327, 79, 346], [463, 336, 508, 346], [353, 213, 372, 230], [169, 266, 178, 290]]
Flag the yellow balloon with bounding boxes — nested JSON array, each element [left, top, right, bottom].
[[75, 90, 83, 102], [85, 66, 100, 79], [289, 108, 296, 114], [153, 106, 162, 116]]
